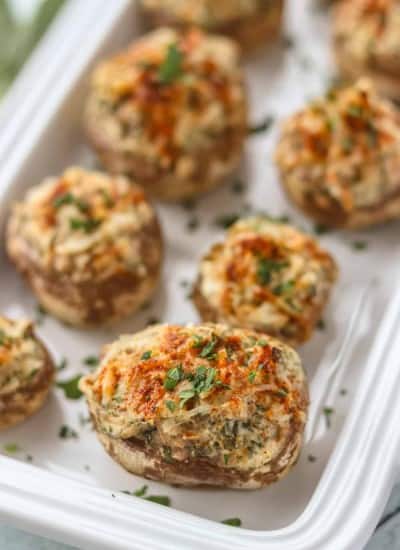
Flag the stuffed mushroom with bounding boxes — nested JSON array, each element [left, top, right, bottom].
[[193, 217, 337, 346], [0, 316, 54, 430], [139, 0, 285, 52], [334, 0, 400, 100], [275, 79, 400, 229], [79, 323, 308, 489], [7, 168, 163, 327], [85, 28, 248, 201]]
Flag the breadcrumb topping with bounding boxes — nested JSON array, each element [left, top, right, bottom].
[[0, 317, 48, 396], [197, 218, 337, 344], [8, 168, 156, 284]]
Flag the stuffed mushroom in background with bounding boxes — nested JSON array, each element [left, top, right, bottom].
[[0, 316, 54, 430], [85, 28, 248, 201], [79, 323, 308, 489], [334, 0, 400, 100], [275, 79, 400, 229], [139, 0, 285, 52], [7, 168, 163, 327], [193, 218, 337, 347]]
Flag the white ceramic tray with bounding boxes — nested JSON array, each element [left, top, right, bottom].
[[1, 1, 400, 549]]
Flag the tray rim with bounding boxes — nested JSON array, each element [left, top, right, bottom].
[[0, 1, 399, 548]]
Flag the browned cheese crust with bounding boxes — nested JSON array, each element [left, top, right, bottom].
[[334, 0, 400, 100], [193, 217, 338, 346], [85, 28, 248, 201], [7, 168, 163, 327], [140, 0, 284, 52], [0, 317, 54, 430], [275, 79, 400, 229], [80, 323, 308, 489]]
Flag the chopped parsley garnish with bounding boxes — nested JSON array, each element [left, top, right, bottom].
[[231, 180, 245, 194], [100, 189, 114, 208], [317, 319, 326, 331], [124, 485, 171, 506], [141, 350, 152, 361], [352, 240, 368, 251], [221, 518, 242, 527], [3, 443, 20, 454], [257, 258, 288, 286], [164, 365, 184, 391], [165, 400, 176, 412], [192, 334, 204, 348], [56, 375, 83, 400], [248, 371, 257, 383], [54, 192, 88, 213], [133, 485, 148, 497], [214, 213, 240, 229], [223, 454, 230, 465], [256, 338, 268, 347], [69, 217, 101, 233], [145, 495, 171, 507], [248, 115, 274, 135], [179, 366, 218, 407], [273, 280, 295, 296], [83, 355, 99, 367], [179, 389, 196, 408], [59, 425, 78, 439], [158, 43, 183, 84], [199, 336, 218, 359], [314, 223, 330, 235], [323, 407, 334, 429]]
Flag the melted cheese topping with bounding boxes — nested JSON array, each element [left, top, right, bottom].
[[141, 0, 272, 26], [0, 317, 47, 396], [88, 28, 246, 175], [276, 79, 400, 211], [8, 168, 157, 283], [80, 323, 307, 470], [198, 218, 337, 342], [335, 0, 400, 73]]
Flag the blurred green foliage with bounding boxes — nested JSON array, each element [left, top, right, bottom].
[[0, 0, 65, 97]]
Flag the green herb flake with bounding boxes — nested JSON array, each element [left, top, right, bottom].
[[145, 495, 171, 507], [3, 443, 20, 454], [141, 350, 152, 361], [223, 454, 230, 465], [352, 240, 368, 251], [317, 319, 326, 331], [59, 425, 78, 439], [248, 371, 257, 383], [179, 389, 196, 408], [314, 223, 330, 235], [164, 365, 184, 391], [221, 518, 242, 527], [165, 400, 176, 412], [134, 485, 148, 497], [158, 43, 183, 84], [257, 258, 288, 286], [69, 217, 101, 233], [273, 280, 295, 296], [248, 116, 274, 135], [83, 355, 99, 368], [214, 213, 240, 229], [199, 336, 218, 360], [323, 406, 334, 429], [256, 338, 269, 347], [56, 375, 83, 400], [308, 454, 317, 463]]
